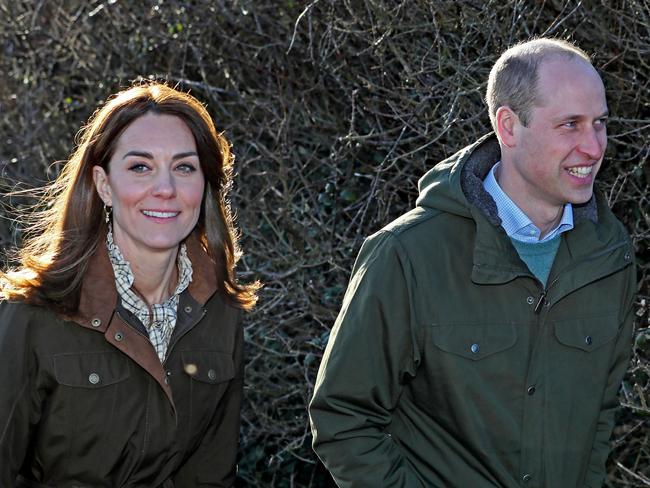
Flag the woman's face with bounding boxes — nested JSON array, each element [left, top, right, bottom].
[[93, 113, 205, 262]]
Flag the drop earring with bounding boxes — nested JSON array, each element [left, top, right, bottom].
[[104, 203, 112, 224]]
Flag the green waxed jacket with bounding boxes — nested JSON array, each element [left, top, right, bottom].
[[309, 134, 636, 488], [0, 234, 243, 487]]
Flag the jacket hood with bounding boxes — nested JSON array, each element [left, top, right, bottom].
[[415, 133, 598, 226], [416, 133, 501, 223]]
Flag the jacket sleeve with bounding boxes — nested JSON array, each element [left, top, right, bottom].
[[583, 261, 636, 488], [0, 302, 42, 486], [172, 319, 244, 488], [309, 231, 423, 487]]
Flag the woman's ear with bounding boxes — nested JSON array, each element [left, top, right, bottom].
[[92, 166, 112, 206]]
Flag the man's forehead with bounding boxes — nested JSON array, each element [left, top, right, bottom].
[[537, 56, 603, 88], [534, 57, 606, 110]]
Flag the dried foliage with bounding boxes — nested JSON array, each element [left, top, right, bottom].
[[0, 0, 648, 486]]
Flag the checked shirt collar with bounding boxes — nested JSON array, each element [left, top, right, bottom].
[[106, 226, 193, 363]]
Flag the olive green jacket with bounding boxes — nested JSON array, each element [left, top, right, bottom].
[[309, 134, 636, 488]]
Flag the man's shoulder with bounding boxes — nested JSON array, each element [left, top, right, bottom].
[[362, 205, 473, 262]]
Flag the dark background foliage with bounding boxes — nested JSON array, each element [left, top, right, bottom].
[[0, 0, 648, 486]]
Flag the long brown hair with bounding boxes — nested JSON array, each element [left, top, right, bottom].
[[1, 82, 258, 312]]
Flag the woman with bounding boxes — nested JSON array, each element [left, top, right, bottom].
[[0, 82, 258, 487]]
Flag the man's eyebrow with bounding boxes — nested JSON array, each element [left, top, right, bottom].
[[553, 110, 609, 122], [121, 150, 199, 160]]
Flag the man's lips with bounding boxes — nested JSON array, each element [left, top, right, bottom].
[[566, 165, 595, 179]]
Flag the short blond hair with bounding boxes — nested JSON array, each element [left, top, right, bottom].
[[486, 38, 591, 130]]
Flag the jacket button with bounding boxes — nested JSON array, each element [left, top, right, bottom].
[[91, 318, 101, 327], [88, 373, 100, 385], [184, 305, 192, 313], [522, 474, 532, 482], [585, 336, 593, 345], [114, 332, 124, 341], [208, 369, 217, 380], [470, 343, 480, 354], [526, 296, 534, 305], [527, 386, 536, 395]]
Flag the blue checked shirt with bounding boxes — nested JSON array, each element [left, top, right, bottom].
[[483, 162, 573, 243]]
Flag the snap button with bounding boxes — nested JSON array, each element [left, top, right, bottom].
[[166, 370, 172, 376], [91, 318, 101, 327], [184, 305, 192, 313], [522, 473, 532, 482], [470, 343, 480, 354], [624, 251, 631, 261], [585, 336, 593, 345], [114, 332, 124, 341], [88, 373, 100, 385], [527, 386, 536, 395], [526, 296, 534, 305], [208, 369, 217, 380], [164, 377, 170, 385]]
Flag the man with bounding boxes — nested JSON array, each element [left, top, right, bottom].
[[309, 38, 636, 488]]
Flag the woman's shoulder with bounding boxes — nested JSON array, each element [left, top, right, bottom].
[[0, 298, 62, 331]]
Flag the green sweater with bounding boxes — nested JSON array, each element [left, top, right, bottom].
[[510, 235, 561, 286]]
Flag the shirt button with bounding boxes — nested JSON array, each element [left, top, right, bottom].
[[522, 474, 532, 482], [114, 332, 124, 341], [527, 386, 536, 395], [91, 318, 101, 327], [88, 373, 100, 385], [470, 343, 480, 354], [208, 369, 217, 380], [585, 336, 593, 345], [526, 296, 534, 305]]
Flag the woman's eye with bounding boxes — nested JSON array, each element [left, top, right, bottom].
[[128, 163, 149, 173], [176, 163, 198, 174]]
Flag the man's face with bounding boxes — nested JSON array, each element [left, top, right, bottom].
[[508, 57, 608, 214]]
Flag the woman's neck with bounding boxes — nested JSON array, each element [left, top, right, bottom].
[[125, 248, 179, 306]]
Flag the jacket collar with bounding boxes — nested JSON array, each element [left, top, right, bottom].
[[74, 230, 217, 330], [459, 133, 598, 227], [453, 135, 631, 287]]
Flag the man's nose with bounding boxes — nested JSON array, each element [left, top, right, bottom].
[[578, 126, 606, 160]]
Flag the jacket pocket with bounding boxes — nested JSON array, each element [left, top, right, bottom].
[[554, 314, 619, 352], [178, 351, 236, 446], [181, 351, 235, 384], [53, 351, 131, 388], [431, 323, 517, 360]]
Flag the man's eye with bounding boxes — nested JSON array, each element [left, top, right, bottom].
[[563, 121, 577, 129], [595, 118, 608, 127]]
